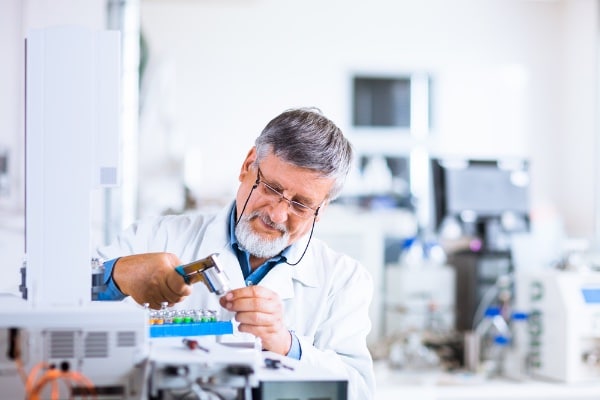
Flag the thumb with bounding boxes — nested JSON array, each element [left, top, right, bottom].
[[167, 268, 193, 298]]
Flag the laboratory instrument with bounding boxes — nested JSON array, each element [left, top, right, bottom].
[[0, 25, 149, 400], [175, 253, 231, 295], [527, 269, 600, 383]]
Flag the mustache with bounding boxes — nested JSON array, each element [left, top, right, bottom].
[[247, 211, 287, 234]]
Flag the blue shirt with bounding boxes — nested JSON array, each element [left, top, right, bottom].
[[98, 204, 302, 359], [97, 257, 126, 301]]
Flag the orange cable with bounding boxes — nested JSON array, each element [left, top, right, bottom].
[[25, 361, 50, 398], [14, 357, 29, 384], [20, 360, 98, 400], [67, 371, 97, 399], [50, 377, 59, 400], [29, 368, 56, 399]]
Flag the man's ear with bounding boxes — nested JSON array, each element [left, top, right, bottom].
[[315, 201, 330, 222], [239, 147, 257, 181]]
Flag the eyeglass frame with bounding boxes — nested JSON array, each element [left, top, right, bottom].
[[255, 166, 321, 219]]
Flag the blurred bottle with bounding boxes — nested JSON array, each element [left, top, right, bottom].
[[398, 236, 424, 267], [362, 155, 392, 194], [503, 311, 530, 380], [425, 301, 446, 334], [475, 306, 512, 378]]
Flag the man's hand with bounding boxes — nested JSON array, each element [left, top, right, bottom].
[[113, 252, 192, 309], [219, 286, 291, 355]]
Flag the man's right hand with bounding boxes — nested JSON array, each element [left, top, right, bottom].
[[112, 252, 192, 309]]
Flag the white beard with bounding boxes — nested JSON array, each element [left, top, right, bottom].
[[235, 211, 290, 259]]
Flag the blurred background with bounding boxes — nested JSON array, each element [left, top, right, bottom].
[[1, 0, 599, 396]]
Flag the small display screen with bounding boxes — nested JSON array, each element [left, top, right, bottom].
[[582, 288, 600, 303], [445, 164, 529, 216]]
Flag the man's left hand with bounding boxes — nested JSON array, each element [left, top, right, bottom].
[[219, 286, 291, 355]]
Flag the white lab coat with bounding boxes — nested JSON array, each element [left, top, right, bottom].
[[97, 203, 375, 399]]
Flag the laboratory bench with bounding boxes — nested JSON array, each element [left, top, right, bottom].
[[374, 361, 600, 400]]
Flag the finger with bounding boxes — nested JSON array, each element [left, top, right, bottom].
[[237, 322, 263, 335], [165, 271, 192, 297], [226, 285, 275, 300], [156, 281, 185, 305], [219, 289, 243, 309], [246, 285, 278, 299], [237, 319, 286, 346], [235, 310, 278, 326], [221, 295, 257, 312], [148, 293, 177, 309], [233, 297, 280, 313], [145, 299, 165, 310]]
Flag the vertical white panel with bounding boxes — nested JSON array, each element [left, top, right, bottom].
[[94, 31, 121, 187], [26, 26, 120, 307]]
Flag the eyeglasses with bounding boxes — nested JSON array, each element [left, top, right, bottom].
[[256, 167, 320, 219]]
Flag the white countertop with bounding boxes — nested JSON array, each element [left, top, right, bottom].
[[374, 362, 600, 400]]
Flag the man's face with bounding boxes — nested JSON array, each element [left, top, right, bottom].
[[235, 148, 334, 259]]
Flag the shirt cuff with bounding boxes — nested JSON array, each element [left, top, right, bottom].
[[286, 330, 302, 360], [96, 258, 127, 301]]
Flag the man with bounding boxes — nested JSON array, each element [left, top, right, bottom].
[[97, 107, 375, 399]]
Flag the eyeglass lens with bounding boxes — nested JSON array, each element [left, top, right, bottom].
[[259, 181, 313, 217]]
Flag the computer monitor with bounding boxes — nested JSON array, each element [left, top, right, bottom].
[[431, 158, 530, 230]]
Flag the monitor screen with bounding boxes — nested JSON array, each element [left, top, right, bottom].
[[432, 159, 529, 225]]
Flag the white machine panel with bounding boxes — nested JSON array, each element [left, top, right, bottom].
[[0, 26, 150, 400], [25, 26, 120, 307], [528, 269, 600, 382], [0, 295, 148, 399], [384, 263, 456, 335]]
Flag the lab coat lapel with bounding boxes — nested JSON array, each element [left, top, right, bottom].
[[259, 263, 295, 300], [259, 234, 318, 300]]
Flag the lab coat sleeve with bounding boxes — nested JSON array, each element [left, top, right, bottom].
[[296, 259, 376, 400], [95, 213, 211, 260]]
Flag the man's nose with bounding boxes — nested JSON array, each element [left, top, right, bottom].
[[269, 197, 290, 223]]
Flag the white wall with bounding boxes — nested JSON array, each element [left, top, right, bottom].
[[139, 0, 598, 239], [557, 0, 599, 238]]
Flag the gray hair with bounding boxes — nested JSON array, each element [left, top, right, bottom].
[[254, 107, 353, 201]]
